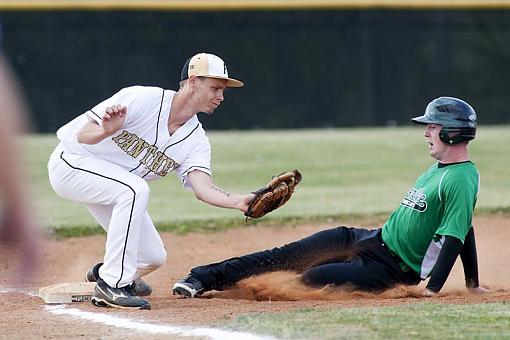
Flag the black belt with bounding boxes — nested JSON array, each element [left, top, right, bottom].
[[378, 232, 412, 273]]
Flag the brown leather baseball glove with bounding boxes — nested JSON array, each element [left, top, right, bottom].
[[245, 170, 302, 220]]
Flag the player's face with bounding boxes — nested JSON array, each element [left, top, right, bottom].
[[193, 77, 227, 115], [424, 123, 448, 161]]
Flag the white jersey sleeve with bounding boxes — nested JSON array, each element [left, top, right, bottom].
[[55, 114, 88, 143], [176, 127, 212, 189], [57, 86, 143, 143], [56, 86, 165, 158], [86, 86, 143, 126]]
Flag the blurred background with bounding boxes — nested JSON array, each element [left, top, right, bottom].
[[1, 0, 510, 133]]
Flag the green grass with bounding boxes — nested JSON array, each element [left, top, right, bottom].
[[223, 302, 510, 339], [25, 126, 510, 235]]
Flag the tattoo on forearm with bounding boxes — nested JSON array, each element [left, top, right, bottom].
[[211, 185, 231, 197]]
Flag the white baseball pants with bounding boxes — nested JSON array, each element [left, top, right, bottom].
[[48, 145, 166, 288]]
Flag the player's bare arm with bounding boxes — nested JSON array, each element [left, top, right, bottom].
[[187, 170, 254, 212], [423, 286, 489, 297], [468, 286, 490, 294], [77, 105, 127, 144]]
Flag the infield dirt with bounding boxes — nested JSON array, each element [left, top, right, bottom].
[[1, 214, 509, 339]]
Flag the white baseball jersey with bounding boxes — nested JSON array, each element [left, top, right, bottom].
[[56, 85, 212, 186]]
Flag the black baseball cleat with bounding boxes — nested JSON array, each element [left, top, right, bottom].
[[91, 278, 151, 310], [85, 262, 103, 282], [172, 275, 205, 298], [86, 262, 152, 296]]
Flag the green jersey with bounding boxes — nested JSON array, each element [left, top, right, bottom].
[[382, 161, 479, 279]]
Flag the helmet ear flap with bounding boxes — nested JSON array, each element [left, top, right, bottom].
[[439, 127, 476, 145], [439, 128, 454, 144]]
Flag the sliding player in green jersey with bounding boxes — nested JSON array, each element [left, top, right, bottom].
[[173, 97, 488, 298]]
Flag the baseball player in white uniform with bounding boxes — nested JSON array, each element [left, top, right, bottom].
[[47, 53, 255, 310]]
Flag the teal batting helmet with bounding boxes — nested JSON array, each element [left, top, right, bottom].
[[412, 97, 477, 145]]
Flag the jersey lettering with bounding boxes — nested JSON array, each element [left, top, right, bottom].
[[401, 187, 427, 212], [112, 130, 131, 145], [118, 134, 139, 152], [139, 145, 158, 166], [112, 130, 178, 176], [148, 151, 167, 172], [159, 158, 177, 177], [128, 139, 150, 158]]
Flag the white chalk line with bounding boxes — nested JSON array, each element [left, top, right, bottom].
[[45, 304, 271, 340], [0, 288, 271, 340], [0, 287, 36, 296]]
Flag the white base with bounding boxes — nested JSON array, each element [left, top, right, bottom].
[[38, 282, 96, 304]]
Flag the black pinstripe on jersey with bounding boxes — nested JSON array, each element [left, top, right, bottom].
[[129, 89, 165, 174], [140, 122, 203, 179], [89, 108, 101, 120], [181, 165, 210, 176]]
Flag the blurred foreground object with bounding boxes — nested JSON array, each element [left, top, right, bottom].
[[0, 28, 39, 282]]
